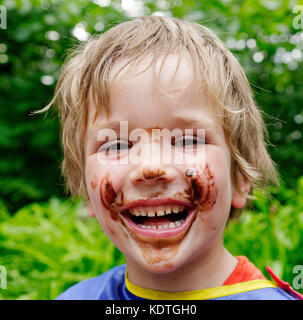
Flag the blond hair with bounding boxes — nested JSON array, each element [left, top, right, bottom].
[[37, 16, 278, 216]]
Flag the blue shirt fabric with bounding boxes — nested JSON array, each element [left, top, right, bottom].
[[57, 265, 143, 300], [56, 264, 299, 300]]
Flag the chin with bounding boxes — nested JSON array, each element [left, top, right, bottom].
[[134, 251, 191, 275], [135, 263, 177, 276]]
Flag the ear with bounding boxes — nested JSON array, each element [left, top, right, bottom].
[[87, 200, 96, 218], [231, 179, 251, 209]]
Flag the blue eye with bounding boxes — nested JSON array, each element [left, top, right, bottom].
[[98, 140, 133, 154], [173, 136, 206, 148]]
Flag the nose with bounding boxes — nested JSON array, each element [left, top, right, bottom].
[[128, 130, 177, 186], [129, 165, 177, 186]]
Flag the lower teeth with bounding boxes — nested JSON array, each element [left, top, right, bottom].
[[138, 219, 185, 230]]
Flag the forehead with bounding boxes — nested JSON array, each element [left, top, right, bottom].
[[87, 53, 221, 134], [109, 52, 194, 94]]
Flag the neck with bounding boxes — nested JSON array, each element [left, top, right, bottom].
[[126, 242, 238, 292]]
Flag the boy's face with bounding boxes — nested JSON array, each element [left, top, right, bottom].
[[85, 53, 247, 274]]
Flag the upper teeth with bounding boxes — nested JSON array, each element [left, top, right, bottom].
[[129, 204, 185, 217]]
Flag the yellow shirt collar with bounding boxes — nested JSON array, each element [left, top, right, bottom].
[[125, 269, 276, 300]]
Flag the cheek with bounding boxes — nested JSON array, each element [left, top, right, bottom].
[[86, 155, 127, 204], [85, 156, 128, 232], [182, 153, 232, 227], [179, 160, 219, 213], [189, 163, 218, 211], [86, 158, 151, 249], [198, 156, 232, 227]]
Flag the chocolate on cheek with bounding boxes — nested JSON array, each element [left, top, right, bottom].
[[186, 163, 218, 212], [99, 174, 118, 220], [90, 174, 98, 190], [99, 175, 129, 238]]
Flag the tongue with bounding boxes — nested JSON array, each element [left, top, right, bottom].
[[142, 217, 172, 226]]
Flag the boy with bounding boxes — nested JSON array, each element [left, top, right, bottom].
[[42, 16, 302, 300]]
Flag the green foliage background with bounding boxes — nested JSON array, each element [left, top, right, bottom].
[[0, 0, 303, 299]]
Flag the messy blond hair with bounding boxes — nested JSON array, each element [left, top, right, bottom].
[[38, 16, 278, 216]]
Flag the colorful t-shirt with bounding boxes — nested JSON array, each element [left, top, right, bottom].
[[56, 256, 303, 300], [223, 256, 267, 285]]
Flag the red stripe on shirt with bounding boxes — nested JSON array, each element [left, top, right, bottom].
[[223, 256, 266, 285]]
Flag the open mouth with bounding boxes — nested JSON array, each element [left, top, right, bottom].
[[125, 205, 188, 229], [119, 201, 197, 239]]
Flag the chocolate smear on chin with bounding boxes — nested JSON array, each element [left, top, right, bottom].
[[138, 240, 181, 265], [125, 227, 184, 265]]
